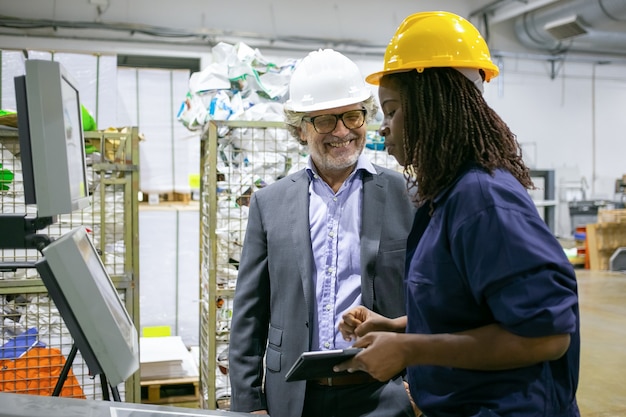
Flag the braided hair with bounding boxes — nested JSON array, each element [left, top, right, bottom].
[[384, 68, 534, 206]]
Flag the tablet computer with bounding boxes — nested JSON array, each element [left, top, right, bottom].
[[285, 347, 363, 382]]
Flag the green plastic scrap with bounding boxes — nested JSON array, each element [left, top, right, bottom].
[[81, 105, 97, 131], [0, 163, 15, 191], [85, 143, 98, 154]]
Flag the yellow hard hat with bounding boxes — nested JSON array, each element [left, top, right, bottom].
[[366, 11, 499, 85]]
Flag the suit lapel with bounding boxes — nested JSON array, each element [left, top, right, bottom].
[[288, 171, 315, 322], [360, 169, 386, 310]]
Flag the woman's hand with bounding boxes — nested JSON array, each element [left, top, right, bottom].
[[334, 331, 410, 381]]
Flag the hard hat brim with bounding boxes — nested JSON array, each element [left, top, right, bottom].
[[366, 64, 499, 86], [365, 69, 414, 86], [283, 92, 372, 112]]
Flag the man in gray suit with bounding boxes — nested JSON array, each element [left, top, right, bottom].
[[228, 49, 416, 417]]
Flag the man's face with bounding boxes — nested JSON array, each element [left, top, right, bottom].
[[298, 103, 367, 176]]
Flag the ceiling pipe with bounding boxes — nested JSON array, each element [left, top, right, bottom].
[[0, 15, 388, 57], [487, 0, 562, 25], [514, 0, 626, 55]]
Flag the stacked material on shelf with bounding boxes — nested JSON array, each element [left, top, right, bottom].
[[139, 336, 198, 380]]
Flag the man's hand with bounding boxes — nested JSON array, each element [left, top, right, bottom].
[[339, 306, 406, 342], [339, 306, 399, 341]]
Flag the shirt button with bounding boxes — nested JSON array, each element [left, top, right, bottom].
[[329, 231, 335, 237], [325, 304, 332, 311], [333, 197, 337, 201], [324, 342, 331, 348]]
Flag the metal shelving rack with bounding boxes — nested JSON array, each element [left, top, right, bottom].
[[198, 120, 399, 409], [199, 120, 289, 409], [529, 169, 556, 234], [0, 127, 140, 402]]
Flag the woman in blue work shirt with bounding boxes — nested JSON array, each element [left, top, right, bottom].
[[336, 11, 580, 417]]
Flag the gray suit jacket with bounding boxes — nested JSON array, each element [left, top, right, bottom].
[[229, 165, 415, 417]]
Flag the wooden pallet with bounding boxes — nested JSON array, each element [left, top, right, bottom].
[[142, 191, 192, 204], [598, 209, 626, 224], [140, 377, 199, 408], [586, 222, 626, 270]]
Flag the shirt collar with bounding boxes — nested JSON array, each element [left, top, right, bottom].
[[305, 154, 377, 180]]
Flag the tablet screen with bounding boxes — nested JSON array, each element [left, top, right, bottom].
[[285, 348, 363, 382]]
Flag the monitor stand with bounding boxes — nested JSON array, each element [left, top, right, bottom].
[[52, 343, 121, 402], [0, 213, 54, 250]]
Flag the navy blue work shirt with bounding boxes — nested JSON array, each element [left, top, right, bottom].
[[405, 167, 580, 417]]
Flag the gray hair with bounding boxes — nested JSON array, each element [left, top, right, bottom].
[[284, 95, 379, 145]]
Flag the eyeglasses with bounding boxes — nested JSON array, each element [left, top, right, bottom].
[[302, 109, 367, 134]]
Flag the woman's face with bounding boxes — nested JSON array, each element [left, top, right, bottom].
[[378, 78, 407, 166]]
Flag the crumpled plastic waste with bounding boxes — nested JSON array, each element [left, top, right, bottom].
[[177, 41, 298, 131]]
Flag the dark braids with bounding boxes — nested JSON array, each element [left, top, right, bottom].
[[387, 68, 534, 206]]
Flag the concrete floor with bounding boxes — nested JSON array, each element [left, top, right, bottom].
[[576, 269, 626, 416]]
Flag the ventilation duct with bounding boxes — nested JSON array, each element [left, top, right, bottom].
[[544, 15, 588, 40], [515, 0, 626, 55]]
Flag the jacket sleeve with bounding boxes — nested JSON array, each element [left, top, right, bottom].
[[228, 192, 271, 412]]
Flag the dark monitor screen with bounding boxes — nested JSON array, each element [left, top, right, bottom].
[[36, 227, 139, 387], [61, 74, 88, 209], [14, 59, 90, 218]]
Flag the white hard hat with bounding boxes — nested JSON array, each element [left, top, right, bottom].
[[284, 49, 371, 112]]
